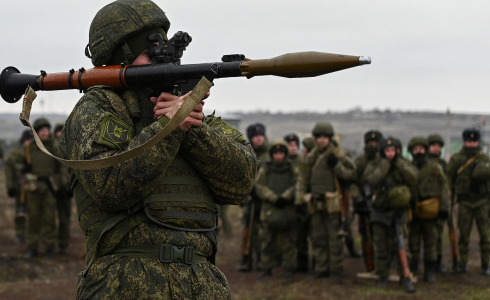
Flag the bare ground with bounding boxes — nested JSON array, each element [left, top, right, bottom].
[[0, 165, 489, 300]]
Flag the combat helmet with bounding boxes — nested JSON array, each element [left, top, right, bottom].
[[33, 118, 51, 132], [268, 140, 289, 158], [302, 137, 315, 152], [407, 136, 428, 153], [312, 122, 334, 138], [86, 0, 171, 66], [427, 134, 444, 147]]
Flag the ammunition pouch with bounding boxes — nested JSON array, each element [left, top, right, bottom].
[[415, 198, 440, 219], [23, 173, 37, 192], [325, 191, 342, 214], [370, 210, 395, 226]]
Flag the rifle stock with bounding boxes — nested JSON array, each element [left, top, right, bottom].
[[0, 52, 370, 103], [395, 217, 413, 282], [448, 208, 458, 271]]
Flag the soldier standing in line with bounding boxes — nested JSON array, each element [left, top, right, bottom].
[[364, 137, 417, 292], [5, 130, 33, 244], [427, 133, 448, 273], [296, 122, 356, 280], [353, 130, 383, 272], [23, 118, 66, 260], [407, 137, 450, 283], [295, 136, 315, 273], [53, 123, 72, 254], [447, 128, 490, 276], [239, 123, 269, 272], [284, 133, 301, 167], [59, 1, 257, 298], [256, 140, 299, 278]]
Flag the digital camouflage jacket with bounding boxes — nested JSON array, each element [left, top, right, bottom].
[[59, 86, 257, 300]]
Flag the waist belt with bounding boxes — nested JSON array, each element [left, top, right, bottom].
[[110, 244, 208, 264]]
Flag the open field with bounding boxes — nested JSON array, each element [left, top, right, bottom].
[[0, 164, 489, 299]]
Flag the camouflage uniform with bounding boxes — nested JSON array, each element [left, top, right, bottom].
[[363, 139, 418, 282], [239, 123, 269, 271], [256, 141, 298, 275], [446, 129, 490, 274], [4, 132, 31, 241], [427, 133, 448, 272], [353, 130, 382, 271], [296, 123, 357, 277], [59, 1, 257, 299], [21, 120, 65, 257], [54, 123, 72, 252], [407, 137, 450, 282]]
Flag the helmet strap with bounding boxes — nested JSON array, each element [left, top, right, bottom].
[[121, 41, 135, 65]]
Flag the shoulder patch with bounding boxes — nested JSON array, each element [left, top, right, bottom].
[[98, 113, 132, 150], [205, 115, 245, 143]]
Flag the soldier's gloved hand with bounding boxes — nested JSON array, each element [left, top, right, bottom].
[[295, 204, 307, 216], [438, 210, 449, 220], [275, 197, 288, 209], [326, 153, 339, 168], [22, 163, 32, 174], [7, 188, 17, 198]]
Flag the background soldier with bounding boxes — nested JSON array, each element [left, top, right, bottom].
[[5, 130, 33, 244], [447, 128, 490, 276], [427, 133, 448, 273], [302, 137, 315, 157], [256, 140, 298, 278], [59, 1, 257, 298], [284, 133, 301, 167], [239, 123, 269, 272], [53, 123, 71, 254], [407, 137, 450, 283], [364, 137, 417, 292], [296, 122, 356, 280], [23, 118, 65, 260], [353, 130, 382, 272]]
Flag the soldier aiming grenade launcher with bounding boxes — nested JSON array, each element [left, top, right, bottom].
[[0, 31, 371, 103]]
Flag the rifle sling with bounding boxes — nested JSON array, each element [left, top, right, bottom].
[[18, 76, 213, 170], [457, 151, 483, 175]]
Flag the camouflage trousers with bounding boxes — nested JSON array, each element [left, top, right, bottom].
[[408, 218, 438, 262], [78, 256, 230, 300], [14, 195, 26, 239], [373, 222, 410, 278], [26, 183, 56, 249], [457, 202, 490, 264], [56, 194, 72, 248], [436, 220, 444, 256], [259, 223, 298, 272], [310, 211, 344, 274]]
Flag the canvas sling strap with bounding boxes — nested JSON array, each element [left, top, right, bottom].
[[457, 151, 484, 175], [18, 76, 214, 170]]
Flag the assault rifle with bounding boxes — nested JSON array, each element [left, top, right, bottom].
[[448, 199, 458, 271], [0, 31, 370, 103]]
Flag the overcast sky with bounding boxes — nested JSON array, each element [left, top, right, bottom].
[[0, 0, 489, 116]]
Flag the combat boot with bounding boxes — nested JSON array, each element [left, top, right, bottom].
[[238, 255, 252, 272], [435, 255, 447, 273], [296, 253, 309, 273], [456, 262, 468, 275], [25, 248, 38, 259], [402, 277, 415, 293], [45, 248, 55, 261], [409, 259, 419, 277], [259, 269, 272, 278], [309, 271, 329, 279], [376, 277, 388, 288], [423, 260, 436, 283], [283, 270, 294, 278], [481, 263, 490, 276]]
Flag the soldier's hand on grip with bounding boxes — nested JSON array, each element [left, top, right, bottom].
[[275, 197, 287, 209]]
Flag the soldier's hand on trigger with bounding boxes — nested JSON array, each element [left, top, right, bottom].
[[151, 91, 210, 132]]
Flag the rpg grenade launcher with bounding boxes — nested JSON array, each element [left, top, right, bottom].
[[0, 31, 371, 103]]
